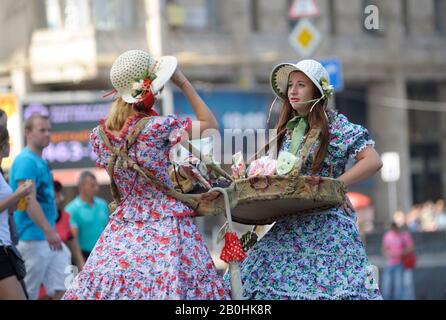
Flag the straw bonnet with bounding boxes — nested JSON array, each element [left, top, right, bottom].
[[110, 50, 177, 103], [270, 59, 333, 101]]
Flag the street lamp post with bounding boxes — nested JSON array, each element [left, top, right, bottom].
[[381, 152, 401, 222]]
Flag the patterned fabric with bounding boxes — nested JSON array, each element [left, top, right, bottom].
[[227, 109, 382, 300], [63, 114, 229, 300]]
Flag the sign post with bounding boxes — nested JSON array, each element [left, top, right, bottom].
[[319, 58, 344, 92], [288, 0, 319, 20], [288, 18, 321, 58], [381, 152, 400, 221]]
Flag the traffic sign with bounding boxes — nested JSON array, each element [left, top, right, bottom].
[[319, 58, 344, 92], [288, 0, 319, 20], [288, 18, 321, 58], [381, 152, 400, 182]]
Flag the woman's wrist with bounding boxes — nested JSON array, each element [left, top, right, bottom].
[[337, 176, 349, 190], [178, 79, 190, 90], [12, 191, 21, 202]]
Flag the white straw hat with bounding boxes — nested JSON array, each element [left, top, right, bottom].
[[110, 50, 177, 103], [270, 59, 332, 101]]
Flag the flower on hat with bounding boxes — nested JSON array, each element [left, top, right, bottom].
[[320, 77, 334, 99], [132, 79, 144, 91], [131, 68, 158, 100]]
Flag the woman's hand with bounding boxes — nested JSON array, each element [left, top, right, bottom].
[[7, 180, 33, 214], [200, 191, 220, 202], [15, 180, 33, 199], [342, 195, 355, 216]]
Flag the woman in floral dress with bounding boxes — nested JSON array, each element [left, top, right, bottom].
[[63, 50, 229, 300], [233, 59, 383, 299]]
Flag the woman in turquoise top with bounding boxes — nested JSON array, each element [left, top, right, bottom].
[[233, 59, 383, 299]]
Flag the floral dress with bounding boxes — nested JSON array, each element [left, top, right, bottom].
[[231, 109, 382, 300], [63, 114, 229, 300]]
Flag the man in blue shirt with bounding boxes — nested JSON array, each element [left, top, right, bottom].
[[65, 171, 109, 260], [10, 114, 70, 300]]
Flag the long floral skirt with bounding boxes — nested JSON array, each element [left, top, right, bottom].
[[63, 215, 229, 300], [227, 209, 382, 300]]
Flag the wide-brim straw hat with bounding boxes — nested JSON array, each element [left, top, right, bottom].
[[110, 49, 177, 103], [270, 59, 330, 100]]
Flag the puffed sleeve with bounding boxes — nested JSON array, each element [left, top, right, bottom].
[[331, 113, 375, 160], [154, 114, 192, 148], [90, 126, 111, 169]]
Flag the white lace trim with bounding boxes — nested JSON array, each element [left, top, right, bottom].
[[350, 140, 375, 159]]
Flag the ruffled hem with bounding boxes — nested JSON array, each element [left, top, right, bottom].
[[230, 228, 382, 300], [243, 286, 382, 300], [112, 208, 197, 222], [231, 253, 382, 300], [64, 270, 230, 300], [112, 197, 196, 222]]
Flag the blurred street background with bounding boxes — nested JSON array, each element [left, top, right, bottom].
[[0, 0, 445, 299]]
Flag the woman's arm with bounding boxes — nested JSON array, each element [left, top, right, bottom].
[[0, 180, 33, 213], [337, 146, 383, 188], [65, 236, 86, 271], [170, 68, 219, 138], [22, 180, 62, 251]]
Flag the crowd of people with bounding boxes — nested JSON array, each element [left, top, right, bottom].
[[0, 109, 109, 300], [379, 198, 446, 300], [393, 199, 446, 232]]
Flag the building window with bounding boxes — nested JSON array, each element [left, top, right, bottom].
[[92, 0, 138, 30], [329, 0, 337, 35], [434, 0, 445, 35], [206, 0, 220, 32], [45, 0, 63, 29], [287, 0, 294, 31], [64, 0, 91, 29], [45, 0, 91, 29], [166, 0, 211, 31], [250, 0, 260, 32], [401, 0, 410, 35]]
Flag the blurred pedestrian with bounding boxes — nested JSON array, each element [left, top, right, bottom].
[[0, 110, 33, 299], [65, 171, 108, 260], [10, 114, 70, 300], [381, 222, 416, 299], [38, 180, 86, 299], [400, 225, 416, 300], [54, 180, 85, 269], [434, 200, 446, 230]]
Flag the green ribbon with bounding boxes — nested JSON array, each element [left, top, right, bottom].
[[286, 116, 309, 155]]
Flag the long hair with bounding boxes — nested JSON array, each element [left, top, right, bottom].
[[0, 109, 7, 144], [105, 98, 147, 131], [274, 85, 330, 174]]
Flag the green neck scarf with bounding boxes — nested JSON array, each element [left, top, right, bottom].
[[286, 116, 309, 155]]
